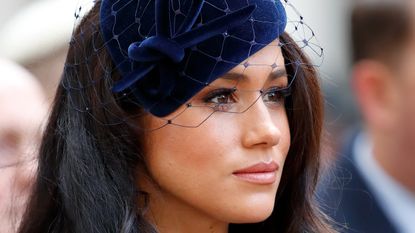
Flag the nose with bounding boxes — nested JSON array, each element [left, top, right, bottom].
[[241, 99, 282, 148]]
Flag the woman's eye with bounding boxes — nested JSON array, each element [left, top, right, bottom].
[[210, 94, 230, 104], [204, 89, 235, 104], [262, 87, 286, 104], [203, 88, 236, 111]]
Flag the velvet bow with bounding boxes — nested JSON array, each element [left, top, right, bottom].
[[112, 0, 256, 102]]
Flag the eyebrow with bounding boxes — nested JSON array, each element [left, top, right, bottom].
[[269, 69, 288, 81], [220, 69, 288, 82]]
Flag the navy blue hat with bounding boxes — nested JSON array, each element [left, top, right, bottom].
[[100, 0, 287, 117]]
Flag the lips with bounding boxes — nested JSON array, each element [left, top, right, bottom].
[[232, 162, 279, 184]]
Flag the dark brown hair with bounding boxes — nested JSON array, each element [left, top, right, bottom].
[[18, 1, 334, 232], [351, 2, 412, 65]]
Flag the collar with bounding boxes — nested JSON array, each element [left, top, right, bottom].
[[353, 132, 415, 233]]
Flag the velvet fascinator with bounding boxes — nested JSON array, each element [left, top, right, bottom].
[[100, 0, 287, 117]]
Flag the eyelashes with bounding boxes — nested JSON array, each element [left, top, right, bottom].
[[202, 88, 237, 104], [262, 86, 291, 105], [200, 86, 291, 112]]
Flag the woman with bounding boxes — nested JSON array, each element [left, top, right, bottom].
[[18, 0, 334, 232]]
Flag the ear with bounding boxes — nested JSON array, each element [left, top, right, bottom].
[[352, 60, 399, 131]]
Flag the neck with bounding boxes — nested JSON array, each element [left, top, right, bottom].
[[138, 178, 228, 233], [372, 132, 415, 194]]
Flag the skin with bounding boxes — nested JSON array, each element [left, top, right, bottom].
[[137, 39, 291, 233], [352, 2, 415, 194], [0, 59, 47, 233]]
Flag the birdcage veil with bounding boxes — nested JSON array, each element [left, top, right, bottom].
[[63, 0, 324, 132]]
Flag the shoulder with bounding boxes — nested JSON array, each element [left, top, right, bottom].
[[317, 130, 398, 233]]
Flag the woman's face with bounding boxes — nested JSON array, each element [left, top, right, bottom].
[[139, 39, 290, 227]]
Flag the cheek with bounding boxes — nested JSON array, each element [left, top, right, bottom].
[[272, 108, 291, 161], [143, 119, 242, 216], [145, 117, 237, 187]]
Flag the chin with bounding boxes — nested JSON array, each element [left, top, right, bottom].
[[230, 209, 274, 224], [227, 196, 276, 224]]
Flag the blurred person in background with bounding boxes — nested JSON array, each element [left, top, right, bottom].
[[0, 59, 47, 233], [0, 0, 77, 102], [318, 1, 415, 233]]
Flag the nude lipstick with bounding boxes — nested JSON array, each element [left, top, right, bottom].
[[232, 162, 279, 184]]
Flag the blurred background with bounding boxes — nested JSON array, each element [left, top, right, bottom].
[[1, 0, 80, 102]]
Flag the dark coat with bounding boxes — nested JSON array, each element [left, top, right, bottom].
[[317, 132, 399, 233]]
